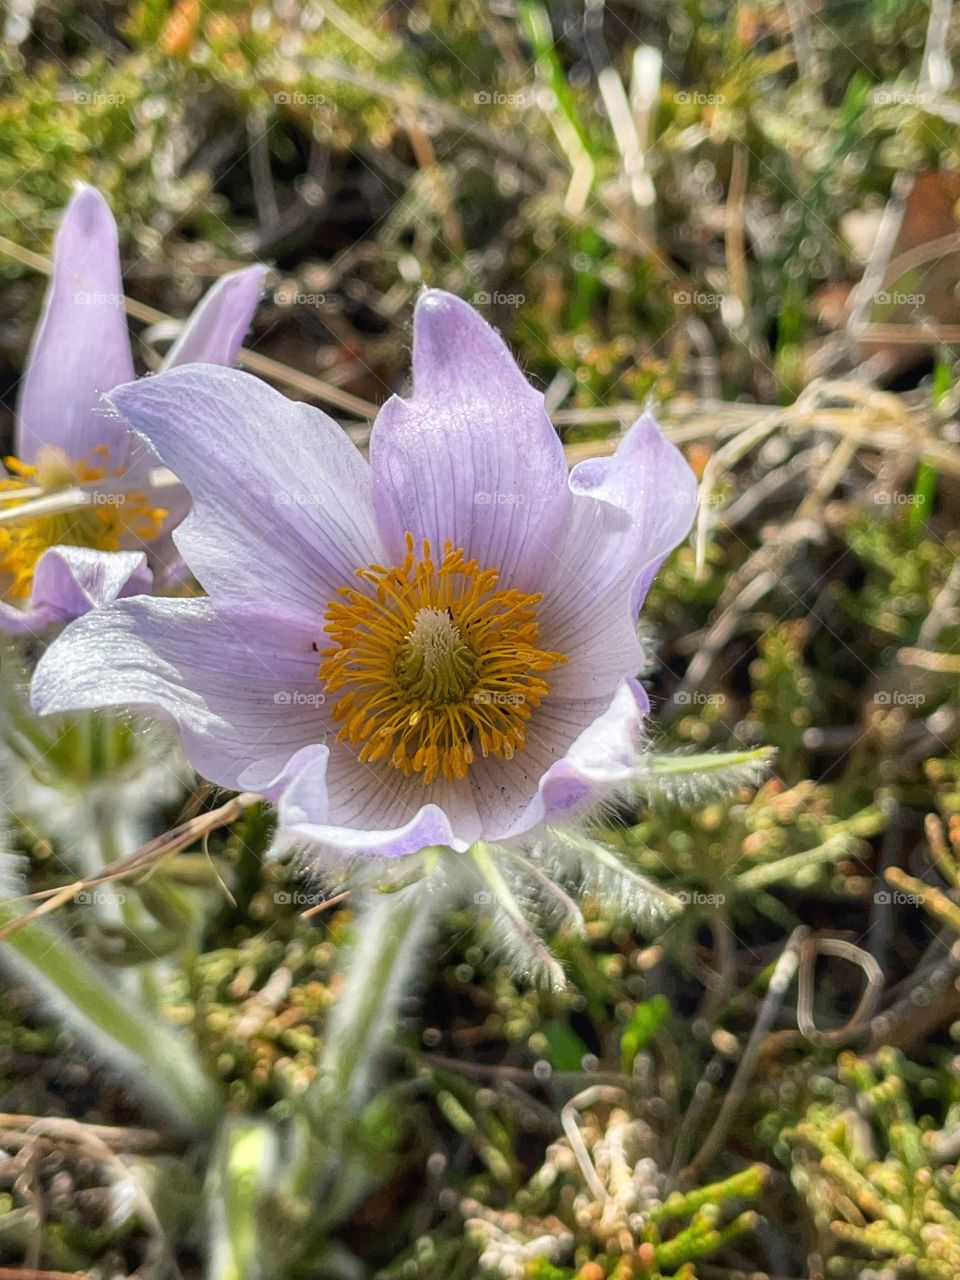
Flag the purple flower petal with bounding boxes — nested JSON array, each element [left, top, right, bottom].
[[472, 679, 650, 840], [536, 489, 645, 701], [276, 743, 480, 857], [33, 545, 152, 614], [526, 412, 695, 716], [31, 596, 330, 792], [139, 479, 193, 586], [108, 365, 385, 619], [0, 547, 151, 636], [16, 186, 135, 467], [370, 290, 570, 590], [120, 266, 265, 571], [568, 411, 697, 616], [162, 265, 266, 370], [0, 598, 62, 637]]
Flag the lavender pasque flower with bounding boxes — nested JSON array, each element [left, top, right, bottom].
[[31, 291, 696, 863], [0, 185, 264, 634]]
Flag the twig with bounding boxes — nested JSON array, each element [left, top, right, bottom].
[[683, 927, 807, 1182], [725, 143, 751, 320], [915, 555, 960, 650], [840, 172, 915, 350], [300, 889, 351, 918], [22, 1118, 181, 1279], [795, 935, 884, 1047], [0, 792, 259, 940], [783, 0, 816, 83], [248, 111, 280, 233], [397, 97, 464, 252], [561, 1085, 626, 1202], [420, 1053, 632, 1089], [0, 1270, 89, 1279], [0, 1115, 167, 1152]]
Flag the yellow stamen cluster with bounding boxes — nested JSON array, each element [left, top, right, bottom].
[[0, 446, 168, 602], [319, 534, 567, 784]]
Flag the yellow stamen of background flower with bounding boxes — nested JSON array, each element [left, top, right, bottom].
[[0, 445, 168, 602], [319, 533, 567, 784]]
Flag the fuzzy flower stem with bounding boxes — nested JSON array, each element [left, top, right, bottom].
[[0, 901, 221, 1132], [205, 1117, 279, 1280], [469, 840, 566, 989], [645, 745, 776, 777], [317, 881, 434, 1111]]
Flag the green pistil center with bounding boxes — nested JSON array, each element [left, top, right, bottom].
[[394, 607, 478, 704]]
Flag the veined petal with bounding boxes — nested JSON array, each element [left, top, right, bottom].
[[16, 186, 135, 466], [129, 267, 265, 566], [108, 365, 384, 619], [31, 596, 328, 792], [568, 411, 697, 616], [531, 413, 695, 711], [33, 546, 152, 616], [370, 290, 570, 590], [536, 487, 645, 702], [0, 547, 150, 636], [138, 479, 193, 586], [472, 679, 650, 841], [162, 265, 266, 370], [276, 743, 479, 857]]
